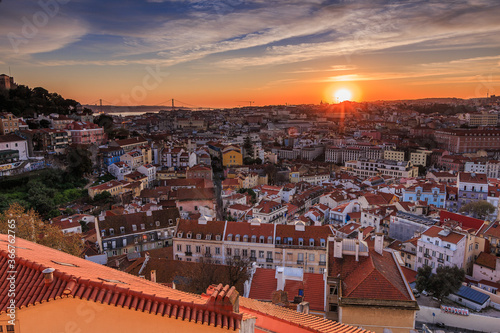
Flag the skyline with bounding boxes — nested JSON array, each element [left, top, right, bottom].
[[1, 0, 500, 107]]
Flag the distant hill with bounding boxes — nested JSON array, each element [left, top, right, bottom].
[[0, 82, 79, 118]]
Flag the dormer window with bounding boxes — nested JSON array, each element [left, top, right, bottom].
[[309, 238, 315, 247], [320, 239, 326, 247], [259, 236, 264, 243], [216, 234, 221, 241], [141, 224, 145, 230], [101, 230, 106, 237], [206, 234, 212, 240], [267, 236, 273, 244], [197, 233, 202, 240], [177, 232, 183, 238], [243, 235, 248, 242], [227, 234, 233, 241], [187, 232, 192, 239], [276, 237, 281, 245], [298, 238, 304, 246], [235, 234, 240, 242], [109, 228, 114, 236], [168, 219, 173, 225], [132, 225, 137, 232], [251, 235, 257, 243], [155, 221, 160, 227], [120, 226, 125, 234]]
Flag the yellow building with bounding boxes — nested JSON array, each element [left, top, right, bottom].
[[383, 150, 405, 162], [88, 179, 128, 199], [0, 113, 19, 134], [222, 146, 243, 167], [410, 150, 431, 167]]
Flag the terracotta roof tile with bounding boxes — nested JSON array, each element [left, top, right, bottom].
[[475, 251, 497, 270], [0, 235, 242, 330]]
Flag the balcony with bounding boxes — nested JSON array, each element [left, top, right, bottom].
[[250, 256, 257, 261], [266, 258, 273, 263], [437, 258, 444, 263], [319, 261, 326, 266], [233, 255, 241, 260], [297, 260, 304, 265], [204, 253, 212, 258], [424, 253, 431, 258], [185, 251, 192, 256]]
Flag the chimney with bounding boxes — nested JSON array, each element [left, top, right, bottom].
[[374, 233, 384, 255], [42, 267, 55, 286], [150, 270, 157, 283], [358, 229, 364, 242], [355, 240, 360, 261], [297, 301, 310, 314], [276, 267, 285, 291], [334, 238, 343, 258], [146, 210, 152, 216]]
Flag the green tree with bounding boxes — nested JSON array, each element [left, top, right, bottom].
[[67, 146, 93, 178], [416, 265, 465, 300], [243, 136, 254, 159], [459, 201, 496, 219]]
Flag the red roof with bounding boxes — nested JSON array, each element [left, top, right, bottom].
[[440, 211, 484, 231], [421, 226, 465, 244], [328, 247, 413, 302], [458, 172, 488, 184], [0, 235, 243, 329], [475, 251, 497, 270], [225, 221, 274, 240], [248, 268, 325, 311]]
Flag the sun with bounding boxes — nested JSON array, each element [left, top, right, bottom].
[[334, 89, 352, 103]]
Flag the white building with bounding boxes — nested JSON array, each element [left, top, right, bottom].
[[415, 226, 466, 274], [138, 163, 157, 188]]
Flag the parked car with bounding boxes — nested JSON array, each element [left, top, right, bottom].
[[422, 290, 429, 296]]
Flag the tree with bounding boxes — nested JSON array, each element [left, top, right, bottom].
[[459, 201, 496, 219], [94, 114, 114, 133], [416, 265, 465, 300], [67, 145, 93, 178], [243, 136, 254, 159], [0, 203, 83, 256]]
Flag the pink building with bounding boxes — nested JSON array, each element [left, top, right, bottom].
[[67, 121, 106, 145]]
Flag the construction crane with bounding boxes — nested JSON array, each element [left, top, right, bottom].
[[237, 101, 255, 106]]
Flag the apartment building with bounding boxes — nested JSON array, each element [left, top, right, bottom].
[[96, 208, 180, 256], [253, 200, 287, 224], [415, 226, 466, 274], [402, 182, 447, 208], [383, 150, 405, 162], [457, 172, 488, 210], [0, 112, 19, 134], [389, 212, 435, 242], [434, 129, 500, 153], [173, 219, 334, 273], [345, 159, 418, 179]]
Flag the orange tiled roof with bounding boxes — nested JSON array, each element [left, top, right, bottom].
[[239, 297, 371, 333], [422, 226, 465, 244], [475, 251, 497, 270], [0, 235, 243, 330], [329, 247, 413, 302]]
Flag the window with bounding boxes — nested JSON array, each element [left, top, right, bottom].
[[169, 219, 173, 225], [309, 253, 315, 262], [132, 225, 137, 232], [216, 234, 221, 241], [122, 239, 127, 247], [206, 234, 212, 240], [196, 233, 202, 240], [267, 251, 272, 259], [309, 267, 314, 273], [155, 221, 160, 227], [141, 224, 145, 230], [177, 244, 182, 251], [276, 237, 281, 245], [215, 247, 220, 255], [309, 238, 314, 246], [187, 232, 192, 239], [298, 238, 303, 246], [329, 304, 338, 312], [259, 251, 264, 258], [259, 236, 264, 243], [226, 248, 232, 255], [227, 234, 233, 241], [251, 235, 257, 243], [109, 228, 114, 236], [242, 249, 248, 257], [250, 250, 256, 258], [320, 239, 326, 247], [196, 246, 201, 253]]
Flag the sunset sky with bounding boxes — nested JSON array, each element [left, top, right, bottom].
[[1, 0, 499, 108]]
